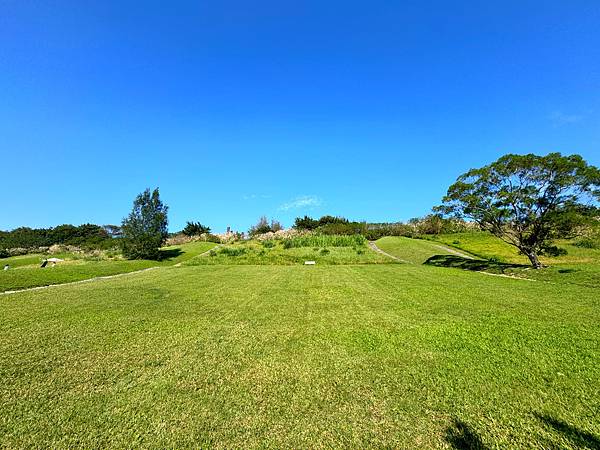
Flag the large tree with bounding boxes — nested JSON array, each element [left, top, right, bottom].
[[121, 188, 169, 260], [436, 153, 600, 268]]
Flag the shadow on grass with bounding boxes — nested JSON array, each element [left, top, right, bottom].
[[445, 419, 488, 449], [535, 412, 600, 449], [158, 248, 184, 261], [424, 255, 528, 274]]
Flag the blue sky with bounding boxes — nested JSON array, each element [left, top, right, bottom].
[[1, 1, 599, 233]]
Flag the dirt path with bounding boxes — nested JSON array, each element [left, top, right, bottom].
[[368, 242, 410, 263]]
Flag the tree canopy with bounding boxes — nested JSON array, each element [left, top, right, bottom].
[[182, 221, 211, 237], [121, 188, 169, 260], [436, 153, 600, 268]]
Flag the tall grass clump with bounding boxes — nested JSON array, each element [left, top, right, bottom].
[[282, 234, 366, 249]]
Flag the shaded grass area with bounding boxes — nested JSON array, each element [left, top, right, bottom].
[[427, 232, 600, 287], [424, 255, 528, 274], [1, 264, 598, 448], [186, 240, 395, 266], [426, 231, 528, 264], [0, 241, 216, 292], [375, 236, 471, 264]]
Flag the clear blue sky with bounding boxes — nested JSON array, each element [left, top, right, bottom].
[[2, 1, 599, 233]]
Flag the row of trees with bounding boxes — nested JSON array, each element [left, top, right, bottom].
[[0, 224, 118, 251], [289, 214, 470, 240]]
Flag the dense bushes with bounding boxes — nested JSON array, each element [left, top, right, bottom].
[[574, 237, 600, 249], [282, 234, 366, 248], [291, 214, 475, 240], [0, 224, 118, 255], [182, 221, 211, 236]]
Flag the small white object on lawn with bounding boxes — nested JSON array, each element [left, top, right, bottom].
[[304, 261, 316, 265], [47, 258, 64, 263]]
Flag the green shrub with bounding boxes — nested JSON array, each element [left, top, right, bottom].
[[320, 248, 330, 255], [182, 221, 211, 236], [573, 237, 600, 249], [219, 247, 247, 257], [282, 234, 366, 248], [262, 241, 276, 248], [205, 234, 222, 243]]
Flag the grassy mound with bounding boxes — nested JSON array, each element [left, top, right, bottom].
[[186, 239, 394, 266], [0, 241, 216, 292]]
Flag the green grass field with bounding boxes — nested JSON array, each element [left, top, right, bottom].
[[186, 240, 394, 266], [0, 241, 216, 292], [423, 232, 600, 288], [375, 236, 474, 264], [1, 236, 599, 448]]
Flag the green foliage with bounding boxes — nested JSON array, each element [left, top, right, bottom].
[[218, 247, 247, 257], [293, 215, 319, 230], [0, 241, 216, 292], [293, 215, 349, 231], [317, 222, 367, 235], [186, 241, 392, 266], [0, 224, 114, 253], [262, 240, 276, 248], [121, 188, 169, 260], [573, 237, 600, 249], [282, 234, 366, 248], [436, 152, 600, 268], [318, 215, 349, 226], [182, 221, 211, 236], [270, 220, 283, 232], [205, 234, 222, 244], [248, 216, 274, 237]]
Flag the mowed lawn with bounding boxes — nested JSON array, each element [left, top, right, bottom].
[[1, 262, 599, 448], [0, 241, 216, 292]]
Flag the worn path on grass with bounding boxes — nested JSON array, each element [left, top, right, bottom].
[[2, 244, 220, 296], [0, 267, 160, 296], [368, 241, 410, 263]]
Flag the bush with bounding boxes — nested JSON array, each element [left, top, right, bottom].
[[249, 216, 274, 237], [219, 247, 247, 257], [293, 216, 319, 230], [573, 237, 600, 249], [182, 221, 211, 236], [205, 234, 222, 244], [282, 234, 366, 248], [262, 240, 276, 248], [319, 248, 330, 255]]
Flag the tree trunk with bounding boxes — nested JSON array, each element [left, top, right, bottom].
[[524, 250, 542, 269]]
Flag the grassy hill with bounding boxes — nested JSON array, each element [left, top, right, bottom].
[[0, 241, 216, 292], [1, 235, 599, 448]]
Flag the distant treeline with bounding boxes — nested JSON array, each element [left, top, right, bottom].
[[293, 214, 475, 240], [0, 224, 121, 253]]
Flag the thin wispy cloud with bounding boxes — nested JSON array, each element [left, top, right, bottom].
[[242, 194, 272, 200], [278, 195, 323, 211], [550, 111, 584, 126]]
